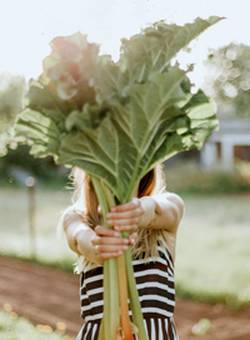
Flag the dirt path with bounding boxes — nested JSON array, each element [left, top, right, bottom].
[[0, 256, 249, 339]]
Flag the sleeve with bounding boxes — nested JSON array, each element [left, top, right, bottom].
[[59, 185, 85, 232], [136, 196, 157, 228]]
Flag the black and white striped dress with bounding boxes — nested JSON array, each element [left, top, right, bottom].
[[76, 240, 179, 340]]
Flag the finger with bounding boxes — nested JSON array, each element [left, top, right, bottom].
[[111, 201, 139, 212], [95, 225, 121, 237], [100, 251, 123, 259], [129, 231, 138, 244], [92, 236, 130, 246], [114, 224, 138, 232], [107, 207, 144, 221], [129, 231, 138, 240], [91, 236, 101, 246], [97, 244, 129, 253], [111, 216, 140, 226]]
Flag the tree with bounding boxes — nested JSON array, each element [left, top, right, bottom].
[[0, 73, 26, 156], [204, 42, 250, 118]]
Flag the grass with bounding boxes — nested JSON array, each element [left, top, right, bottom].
[[165, 159, 250, 194], [0, 308, 73, 340], [0, 186, 250, 309], [0, 187, 76, 265], [175, 193, 250, 309]]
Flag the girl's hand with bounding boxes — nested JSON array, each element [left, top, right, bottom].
[[106, 198, 144, 233], [91, 225, 137, 264]]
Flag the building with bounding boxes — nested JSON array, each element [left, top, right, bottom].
[[200, 118, 250, 170]]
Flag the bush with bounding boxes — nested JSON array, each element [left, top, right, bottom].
[[165, 160, 250, 194], [0, 145, 69, 188]]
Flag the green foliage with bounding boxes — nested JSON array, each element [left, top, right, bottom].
[[0, 145, 68, 187], [205, 42, 250, 117], [118, 16, 222, 83], [166, 161, 250, 194], [176, 194, 250, 310], [0, 73, 26, 156], [15, 16, 222, 203], [0, 310, 71, 340]]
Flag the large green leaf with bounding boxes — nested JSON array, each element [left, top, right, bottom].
[[15, 108, 61, 157], [15, 16, 221, 201], [119, 16, 224, 83], [57, 69, 217, 202]]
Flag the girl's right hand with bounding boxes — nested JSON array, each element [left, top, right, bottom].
[[91, 225, 137, 264]]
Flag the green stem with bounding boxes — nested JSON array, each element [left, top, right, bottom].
[[101, 181, 134, 339], [93, 177, 147, 340], [122, 192, 148, 340], [92, 177, 120, 340], [125, 248, 148, 340]]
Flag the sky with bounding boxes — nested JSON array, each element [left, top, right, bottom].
[[0, 0, 250, 87]]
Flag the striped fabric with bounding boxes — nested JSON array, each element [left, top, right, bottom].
[[76, 240, 179, 340]]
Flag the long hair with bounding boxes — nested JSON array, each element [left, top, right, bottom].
[[69, 163, 169, 266]]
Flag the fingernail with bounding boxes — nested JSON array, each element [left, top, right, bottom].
[[114, 231, 120, 237]]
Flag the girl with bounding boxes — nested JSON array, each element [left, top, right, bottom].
[[62, 164, 185, 340]]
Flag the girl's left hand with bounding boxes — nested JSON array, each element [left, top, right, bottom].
[[106, 198, 144, 233]]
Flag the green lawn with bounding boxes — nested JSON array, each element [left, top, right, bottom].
[[176, 193, 250, 309], [0, 187, 76, 264], [0, 187, 249, 309], [0, 309, 72, 340]]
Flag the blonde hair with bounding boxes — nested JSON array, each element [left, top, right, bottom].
[[70, 163, 169, 263]]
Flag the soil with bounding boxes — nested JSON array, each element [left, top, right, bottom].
[[0, 256, 249, 340]]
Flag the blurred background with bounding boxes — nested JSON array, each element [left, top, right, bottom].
[[0, 1, 250, 339]]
